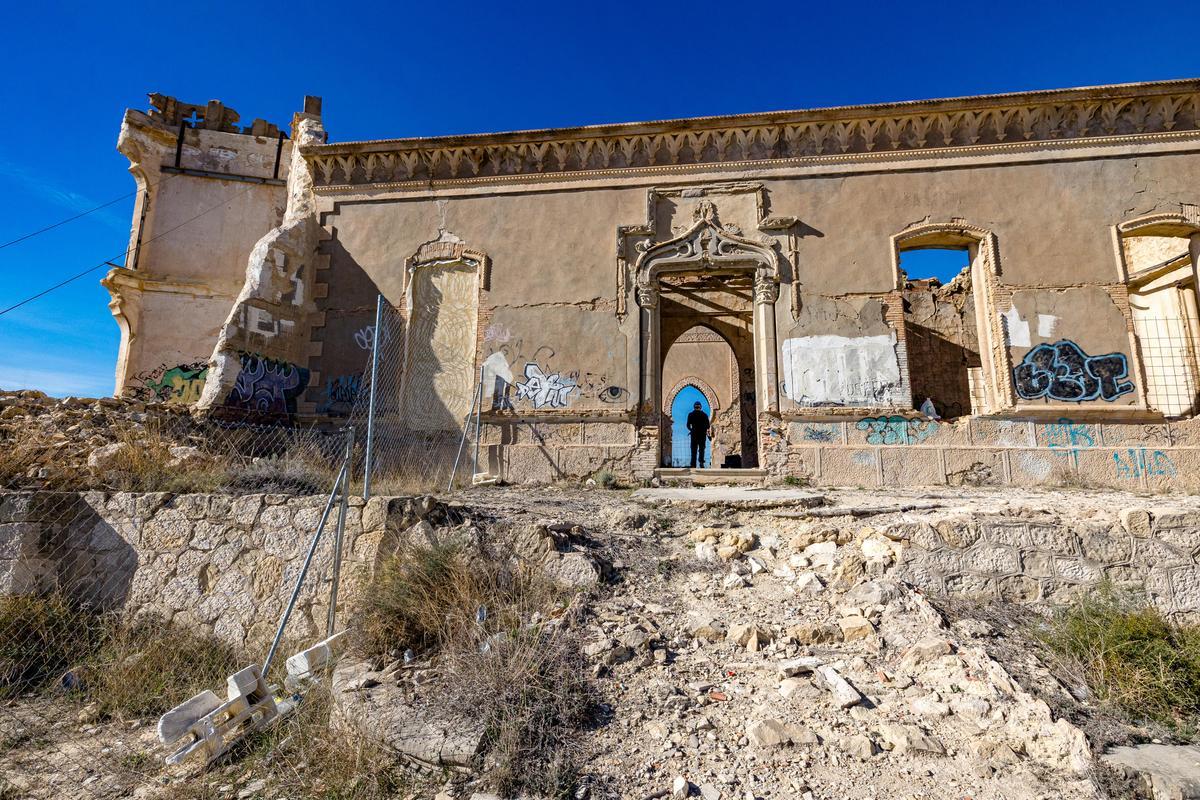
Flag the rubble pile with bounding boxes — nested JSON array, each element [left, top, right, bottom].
[[0, 390, 206, 489]]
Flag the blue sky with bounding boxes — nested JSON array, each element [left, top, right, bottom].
[[1, 1, 1197, 396]]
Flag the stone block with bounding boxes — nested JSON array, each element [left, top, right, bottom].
[[1078, 529, 1133, 563], [998, 575, 1040, 602], [230, 494, 263, 527], [980, 521, 1028, 548], [1132, 538, 1190, 569], [502, 446, 560, 484], [1026, 523, 1079, 555], [944, 449, 1003, 487], [788, 421, 843, 446], [880, 448, 943, 486], [582, 421, 635, 445], [0, 523, 42, 560], [1023, 551, 1054, 578], [971, 418, 1034, 448], [1053, 557, 1103, 584], [1007, 449, 1055, 485], [558, 446, 626, 479], [819, 449, 879, 487], [1120, 508, 1152, 537], [919, 548, 962, 576], [934, 517, 979, 548], [963, 544, 1019, 576], [944, 573, 995, 596], [0, 557, 53, 594]]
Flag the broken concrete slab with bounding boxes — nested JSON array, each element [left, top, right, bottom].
[[1103, 743, 1200, 799]]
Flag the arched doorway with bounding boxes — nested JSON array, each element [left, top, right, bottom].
[[667, 386, 711, 467], [634, 200, 780, 473], [661, 324, 754, 467]]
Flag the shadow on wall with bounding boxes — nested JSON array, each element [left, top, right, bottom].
[[2, 493, 137, 609]]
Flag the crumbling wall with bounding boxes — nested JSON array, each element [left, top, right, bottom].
[[887, 506, 1200, 614], [105, 95, 292, 402], [779, 296, 906, 410], [0, 491, 433, 647], [196, 99, 327, 420], [902, 275, 981, 418]]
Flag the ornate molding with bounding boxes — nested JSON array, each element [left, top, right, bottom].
[[303, 81, 1200, 187], [754, 277, 780, 304], [406, 238, 491, 292], [633, 201, 780, 292]]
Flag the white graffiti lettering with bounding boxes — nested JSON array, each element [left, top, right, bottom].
[[515, 363, 577, 409]]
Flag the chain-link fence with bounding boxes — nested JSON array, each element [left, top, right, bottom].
[[0, 290, 496, 797], [351, 295, 485, 496], [0, 395, 366, 798]]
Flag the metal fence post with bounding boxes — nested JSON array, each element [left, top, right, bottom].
[[262, 458, 348, 678], [472, 364, 485, 480], [327, 426, 354, 638], [448, 367, 484, 493], [362, 294, 384, 500]]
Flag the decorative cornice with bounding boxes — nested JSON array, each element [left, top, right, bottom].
[[302, 80, 1200, 188]]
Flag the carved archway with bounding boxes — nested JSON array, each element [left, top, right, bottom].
[[631, 200, 782, 472], [663, 377, 722, 416]]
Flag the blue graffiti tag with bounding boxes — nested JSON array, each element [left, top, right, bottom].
[[856, 415, 939, 445], [1013, 340, 1134, 402], [316, 373, 361, 417], [225, 353, 310, 416], [1113, 448, 1177, 479]]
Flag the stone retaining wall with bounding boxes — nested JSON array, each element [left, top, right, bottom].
[[0, 491, 432, 647], [883, 506, 1200, 613]]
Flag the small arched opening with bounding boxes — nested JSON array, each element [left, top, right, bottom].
[[660, 323, 752, 467]]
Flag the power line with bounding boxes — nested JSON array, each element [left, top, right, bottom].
[[0, 172, 181, 252], [0, 182, 260, 317]]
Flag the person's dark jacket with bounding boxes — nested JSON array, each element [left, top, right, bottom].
[[686, 409, 710, 440]]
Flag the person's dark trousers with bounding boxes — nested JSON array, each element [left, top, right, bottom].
[[690, 436, 707, 468]]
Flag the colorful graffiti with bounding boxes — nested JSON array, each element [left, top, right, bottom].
[[856, 415, 939, 445], [1013, 340, 1134, 402], [515, 363, 577, 409], [316, 373, 361, 417], [1113, 448, 1177, 479], [132, 362, 208, 404], [225, 353, 310, 416]]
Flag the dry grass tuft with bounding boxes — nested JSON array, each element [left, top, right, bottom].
[[1039, 583, 1200, 726], [0, 595, 240, 718], [355, 542, 592, 798]]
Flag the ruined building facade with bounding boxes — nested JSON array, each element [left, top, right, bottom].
[[106, 81, 1200, 489]]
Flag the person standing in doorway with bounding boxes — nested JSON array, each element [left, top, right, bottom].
[[687, 401, 711, 468]]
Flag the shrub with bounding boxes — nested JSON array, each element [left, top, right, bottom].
[[224, 456, 332, 495], [0, 593, 104, 696], [0, 595, 241, 718], [83, 615, 242, 718], [355, 543, 590, 797], [1039, 584, 1200, 725], [782, 475, 807, 487], [592, 469, 618, 489]]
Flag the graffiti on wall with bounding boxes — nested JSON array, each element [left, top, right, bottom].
[[856, 415, 939, 445], [225, 353, 310, 416], [515, 363, 577, 409], [316, 374, 361, 417], [1114, 448, 1177, 479], [781, 334, 904, 407], [131, 362, 208, 404], [1013, 340, 1134, 402]]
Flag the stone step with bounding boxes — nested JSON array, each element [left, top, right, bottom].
[[654, 468, 769, 486]]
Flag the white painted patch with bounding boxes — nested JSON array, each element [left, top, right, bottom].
[[781, 334, 903, 406], [1001, 306, 1031, 347], [482, 352, 513, 385], [1037, 314, 1058, 338]]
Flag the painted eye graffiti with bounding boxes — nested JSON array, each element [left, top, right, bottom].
[[598, 385, 628, 403]]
